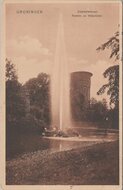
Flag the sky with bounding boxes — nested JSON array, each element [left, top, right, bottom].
[[6, 2, 120, 103]]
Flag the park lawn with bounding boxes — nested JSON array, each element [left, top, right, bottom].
[[6, 140, 119, 185]]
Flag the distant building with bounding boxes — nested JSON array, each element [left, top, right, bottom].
[[70, 71, 93, 121]]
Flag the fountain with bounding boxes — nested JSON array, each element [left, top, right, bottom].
[[51, 13, 71, 131], [46, 13, 118, 142], [51, 13, 92, 133]]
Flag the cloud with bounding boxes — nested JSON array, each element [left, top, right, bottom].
[[12, 56, 53, 83], [7, 36, 52, 59], [69, 57, 88, 71], [6, 36, 53, 83]]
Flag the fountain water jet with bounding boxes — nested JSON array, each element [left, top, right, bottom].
[[51, 13, 71, 130]]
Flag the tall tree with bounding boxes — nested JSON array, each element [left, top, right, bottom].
[[6, 59, 26, 126]]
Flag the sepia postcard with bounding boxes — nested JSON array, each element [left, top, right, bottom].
[[0, 0, 122, 190]]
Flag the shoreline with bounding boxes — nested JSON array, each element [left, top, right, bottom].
[[43, 136, 118, 142]]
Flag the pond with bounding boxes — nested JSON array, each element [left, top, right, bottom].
[[6, 129, 118, 160]]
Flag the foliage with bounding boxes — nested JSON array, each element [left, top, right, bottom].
[[96, 31, 120, 109], [97, 65, 119, 108], [86, 98, 108, 122], [6, 59, 26, 127], [6, 59, 51, 134], [6, 60, 51, 159], [96, 31, 120, 61], [6, 80, 26, 123], [108, 108, 119, 128], [6, 59, 18, 81], [24, 73, 51, 126]]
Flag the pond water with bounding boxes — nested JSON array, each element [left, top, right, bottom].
[[6, 130, 118, 160]]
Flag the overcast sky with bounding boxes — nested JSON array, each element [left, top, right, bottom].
[[6, 2, 120, 103]]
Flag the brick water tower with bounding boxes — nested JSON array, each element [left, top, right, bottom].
[[70, 71, 93, 121]]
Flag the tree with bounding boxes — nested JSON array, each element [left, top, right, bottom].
[[96, 31, 120, 62], [97, 65, 119, 108], [6, 59, 26, 127], [96, 31, 120, 109], [86, 98, 108, 122], [6, 59, 18, 81], [24, 73, 51, 126]]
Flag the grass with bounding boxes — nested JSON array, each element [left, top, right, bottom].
[[6, 140, 119, 185]]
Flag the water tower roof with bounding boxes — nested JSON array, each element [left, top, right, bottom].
[[71, 71, 93, 77]]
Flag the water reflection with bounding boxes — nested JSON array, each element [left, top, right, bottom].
[[6, 131, 118, 160]]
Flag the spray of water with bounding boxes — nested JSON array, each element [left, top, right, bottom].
[[51, 13, 71, 130]]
